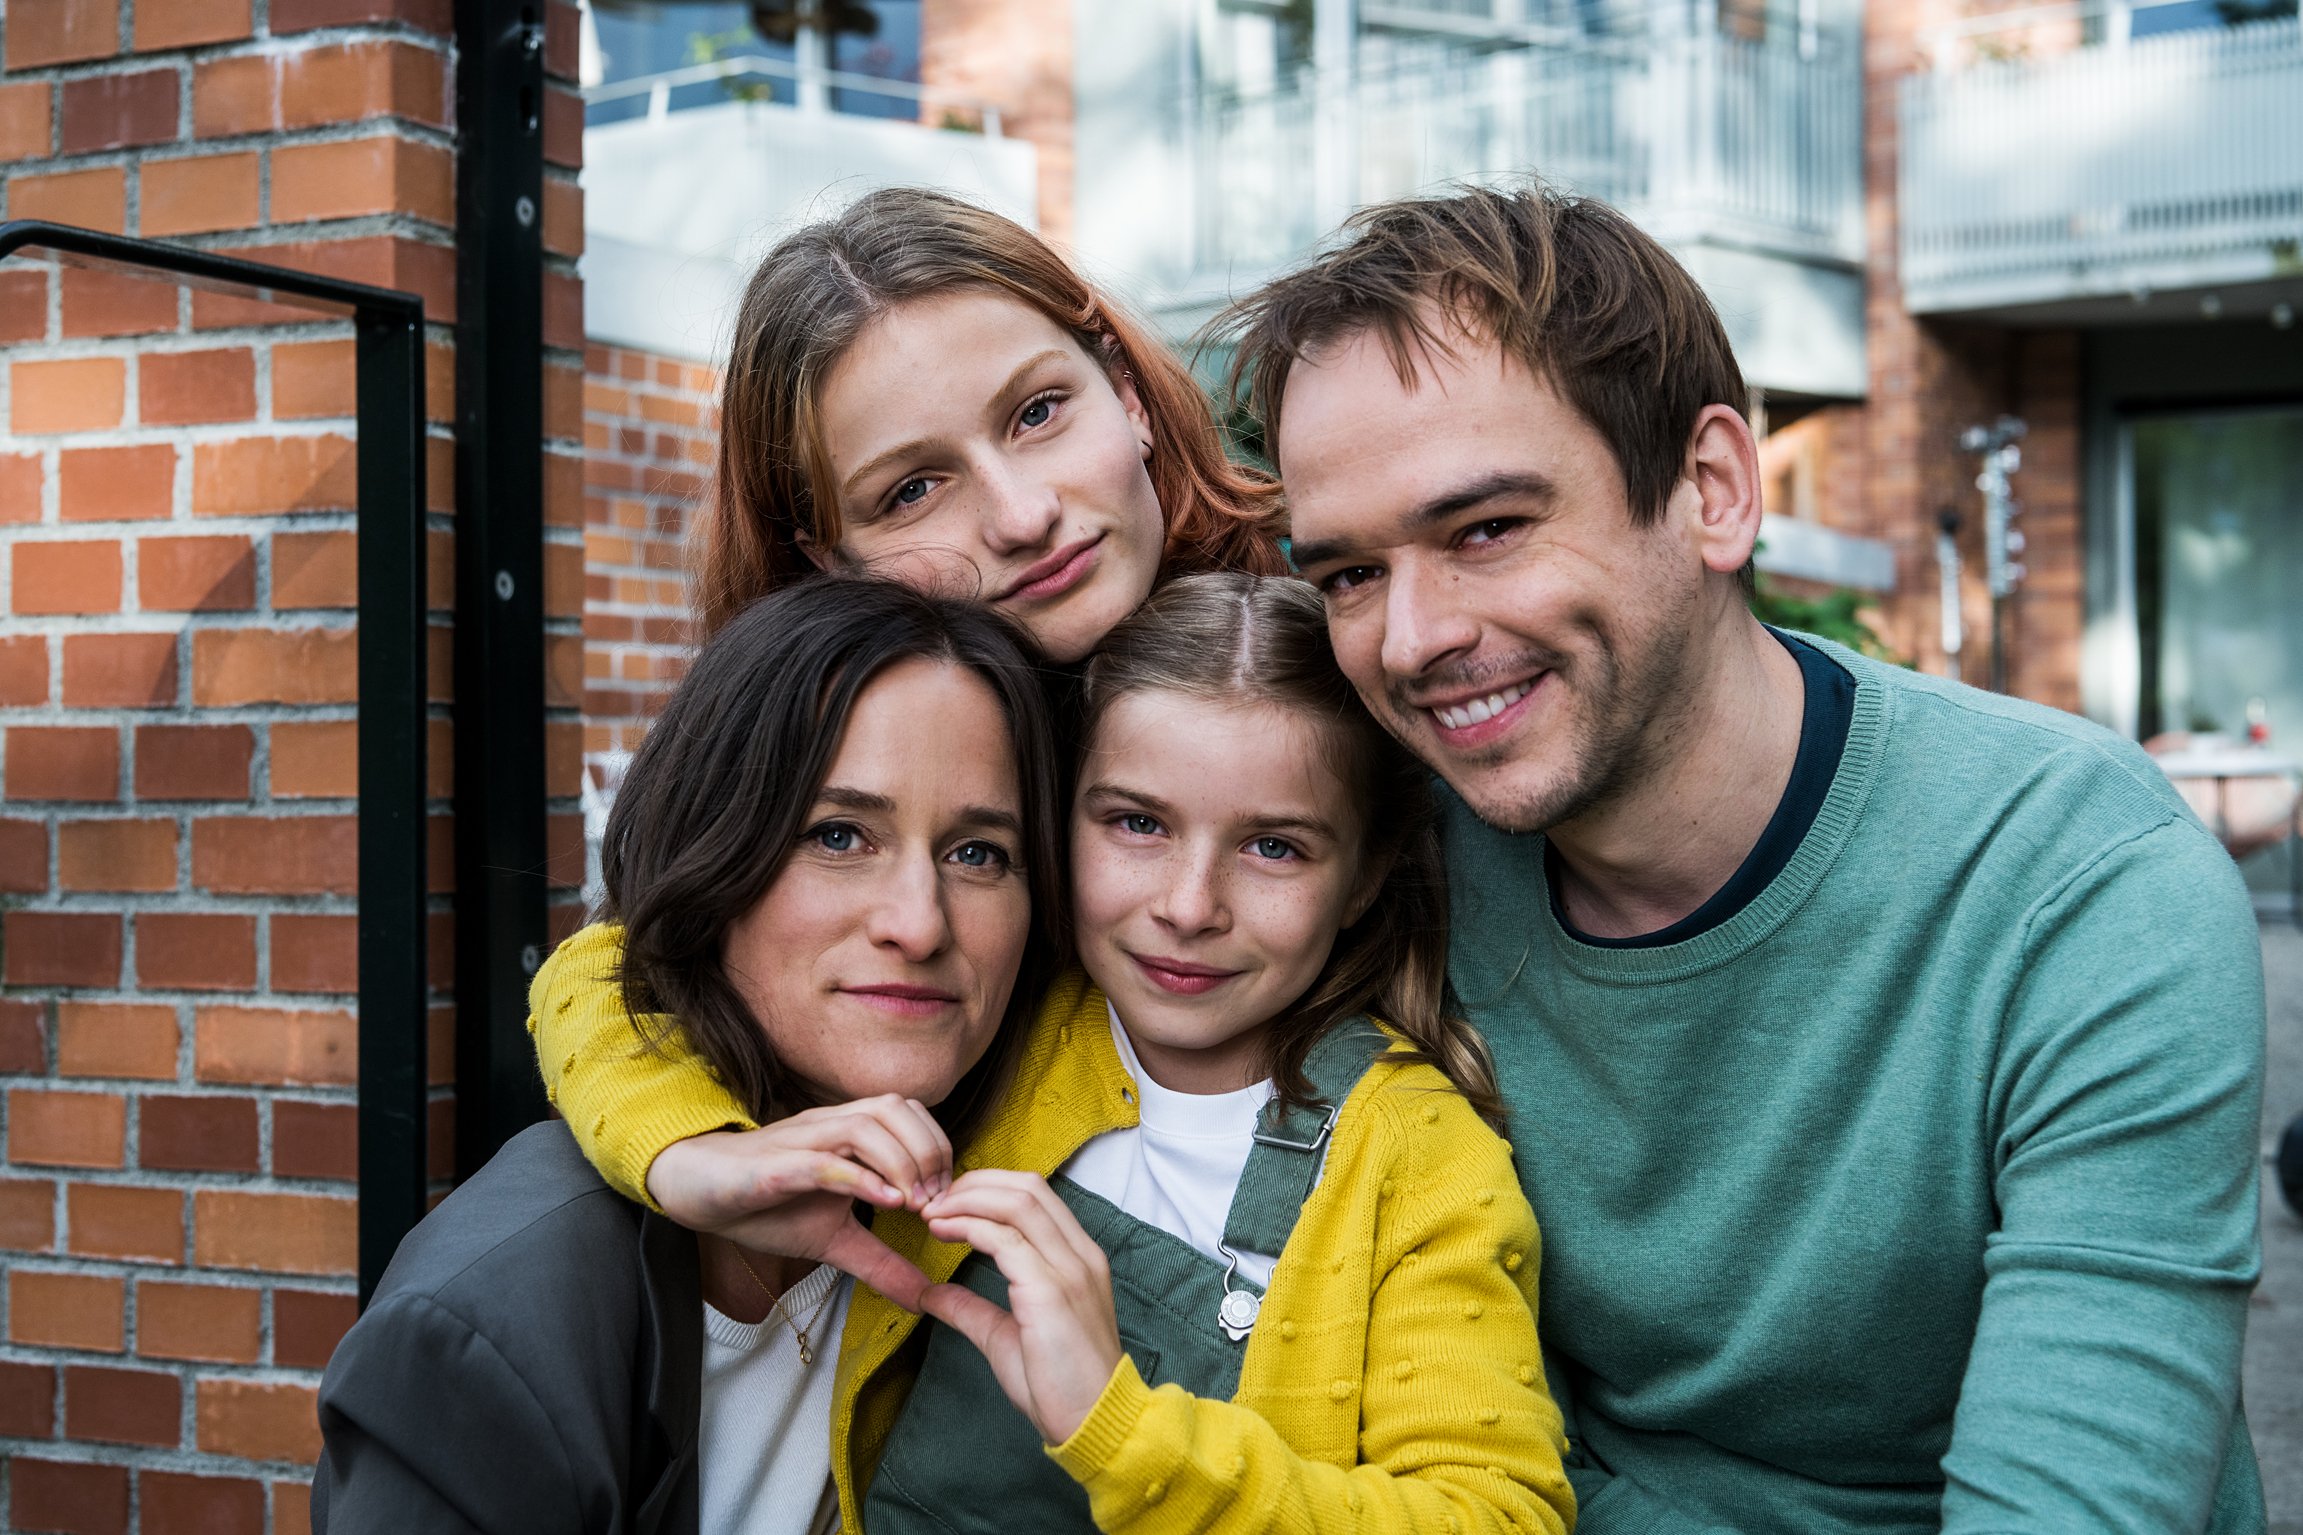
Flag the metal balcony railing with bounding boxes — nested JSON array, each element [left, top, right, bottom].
[[1899, 13, 2303, 314], [1190, 34, 1862, 283]]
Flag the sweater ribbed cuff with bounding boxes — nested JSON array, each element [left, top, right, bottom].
[[1047, 1354, 1152, 1483]]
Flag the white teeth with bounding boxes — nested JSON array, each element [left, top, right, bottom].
[[1431, 680, 1532, 731]]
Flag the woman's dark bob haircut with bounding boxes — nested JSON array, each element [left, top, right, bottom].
[[599, 574, 1066, 1145]]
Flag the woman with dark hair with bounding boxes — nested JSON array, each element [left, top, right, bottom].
[[311, 576, 1065, 1535]]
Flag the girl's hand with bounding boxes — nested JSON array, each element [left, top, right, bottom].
[[917, 1171, 1124, 1445], [643, 1095, 954, 1311]]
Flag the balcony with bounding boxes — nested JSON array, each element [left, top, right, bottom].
[[1899, 13, 2303, 320], [1075, 19, 1866, 399], [579, 58, 1038, 360]]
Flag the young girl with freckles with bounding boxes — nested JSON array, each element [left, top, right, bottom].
[[532, 576, 1574, 1535]]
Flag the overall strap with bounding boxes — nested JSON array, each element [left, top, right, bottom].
[[1220, 1018, 1393, 1264]]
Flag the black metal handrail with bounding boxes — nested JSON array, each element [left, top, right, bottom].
[[0, 220, 430, 1305]]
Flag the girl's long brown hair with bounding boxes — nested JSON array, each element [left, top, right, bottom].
[[1077, 573, 1507, 1129], [696, 188, 1289, 639]]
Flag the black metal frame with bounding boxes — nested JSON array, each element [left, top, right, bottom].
[[451, 0, 553, 1177], [0, 221, 430, 1303]]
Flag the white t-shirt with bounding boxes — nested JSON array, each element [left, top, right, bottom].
[[698, 1263, 854, 1535], [1057, 1005, 1285, 1289]]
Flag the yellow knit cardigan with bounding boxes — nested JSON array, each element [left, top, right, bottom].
[[531, 924, 1575, 1535]]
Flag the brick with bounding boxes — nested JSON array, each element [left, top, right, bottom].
[[0, 1360, 56, 1437], [140, 152, 261, 238], [0, 635, 48, 705], [273, 136, 452, 226], [192, 54, 277, 138], [0, 997, 44, 1068], [58, 818, 176, 892], [192, 1189, 353, 1275], [272, 0, 449, 38], [268, 915, 354, 997], [141, 1472, 264, 1535], [545, 269, 584, 350], [4, 0, 117, 69], [3, 912, 122, 987], [194, 1005, 354, 1085], [192, 435, 354, 515], [428, 812, 452, 893], [7, 1457, 129, 1535], [192, 816, 355, 895], [135, 0, 252, 51], [11, 357, 126, 434], [547, 811, 584, 889], [140, 535, 254, 610], [272, 339, 353, 420], [270, 721, 355, 798], [61, 633, 177, 707], [547, 720, 579, 797], [139, 347, 256, 425], [275, 1482, 313, 1535], [60, 444, 176, 522], [8, 1088, 125, 1167], [60, 70, 178, 154], [273, 530, 356, 609], [544, 538, 584, 618], [0, 817, 48, 892], [543, 363, 581, 438], [426, 340, 454, 422], [133, 724, 251, 799], [8, 1270, 125, 1351], [1, 81, 55, 161], [195, 236, 455, 329], [13, 539, 122, 613], [282, 39, 446, 128], [0, 449, 40, 518], [58, 1002, 178, 1078], [136, 1282, 260, 1364], [60, 266, 178, 338], [272, 1288, 355, 1369], [138, 1095, 257, 1173], [0, 270, 46, 347], [429, 526, 454, 608], [545, 0, 579, 76], [8, 165, 128, 233], [196, 1378, 323, 1464], [273, 1100, 354, 1180], [67, 1182, 182, 1262], [137, 912, 257, 991], [543, 82, 582, 169], [191, 628, 357, 705], [63, 1364, 178, 1447], [546, 632, 583, 709], [1, 1177, 57, 1250]]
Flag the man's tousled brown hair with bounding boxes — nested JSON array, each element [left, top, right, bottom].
[[698, 187, 1287, 639], [1213, 180, 1747, 532]]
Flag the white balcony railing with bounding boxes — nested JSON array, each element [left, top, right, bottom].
[[1899, 16, 2303, 314], [1191, 34, 1863, 284]]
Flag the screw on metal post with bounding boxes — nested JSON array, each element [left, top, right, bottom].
[[514, 196, 536, 227]]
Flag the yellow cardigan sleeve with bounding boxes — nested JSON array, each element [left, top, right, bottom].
[[1046, 1080, 1574, 1535], [526, 922, 758, 1208]]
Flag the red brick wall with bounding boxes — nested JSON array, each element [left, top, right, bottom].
[[0, 0, 584, 1527], [920, 0, 1072, 245], [579, 344, 713, 756]]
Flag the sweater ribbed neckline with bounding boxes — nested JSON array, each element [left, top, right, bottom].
[[1534, 636, 1893, 984]]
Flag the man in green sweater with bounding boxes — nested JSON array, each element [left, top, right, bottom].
[[1219, 187, 2266, 1532]]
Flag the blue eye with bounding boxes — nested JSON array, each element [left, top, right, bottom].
[[949, 841, 1007, 868], [1251, 837, 1296, 861], [811, 823, 862, 852], [1118, 814, 1161, 836], [894, 478, 930, 505], [1019, 398, 1052, 429]]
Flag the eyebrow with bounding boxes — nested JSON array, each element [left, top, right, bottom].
[[815, 785, 1021, 837], [1288, 469, 1558, 573], [1081, 780, 1339, 842], [837, 349, 1074, 501]]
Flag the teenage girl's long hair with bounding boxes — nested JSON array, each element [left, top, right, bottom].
[[1077, 572, 1506, 1128], [695, 188, 1289, 639]]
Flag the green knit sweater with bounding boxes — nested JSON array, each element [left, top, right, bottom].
[[1441, 638, 2266, 1535]]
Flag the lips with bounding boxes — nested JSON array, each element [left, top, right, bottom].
[[1001, 535, 1102, 604], [1428, 678, 1535, 731], [1128, 953, 1242, 997], [842, 983, 959, 1018]]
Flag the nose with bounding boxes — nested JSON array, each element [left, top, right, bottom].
[[864, 848, 953, 962], [974, 455, 1064, 560], [1148, 841, 1229, 939], [1379, 555, 1481, 683]]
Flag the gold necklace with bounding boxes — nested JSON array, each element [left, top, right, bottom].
[[733, 1248, 838, 1366]]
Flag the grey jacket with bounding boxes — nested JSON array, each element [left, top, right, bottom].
[[313, 1122, 702, 1535]]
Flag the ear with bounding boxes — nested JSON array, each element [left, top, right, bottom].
[[1680, 403, 1765, 578], [1110, 356, 1154, 461], [793, 532, 835, 573]]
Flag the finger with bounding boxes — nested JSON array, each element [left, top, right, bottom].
[[820, 1221, 936, 1314], [897, 1098, 956, 1197], [925, 1179, 1102, 1286], [794, 1109, 932, 1208], [920, 1283, 1039, 1431]]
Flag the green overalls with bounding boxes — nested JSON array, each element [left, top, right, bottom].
[[862, 1021, 1391, 1534]]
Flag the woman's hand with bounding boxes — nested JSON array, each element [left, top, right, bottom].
[[917, 1171, 1124, 1445], [643, 1095, 954, 1311]]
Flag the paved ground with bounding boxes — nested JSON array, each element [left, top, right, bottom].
[[2250, 923, 2303, 1532]]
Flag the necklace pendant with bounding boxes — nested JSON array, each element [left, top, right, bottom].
[[1217, 1286, 1261, 1342], [797, 1339, 814, 1367]]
